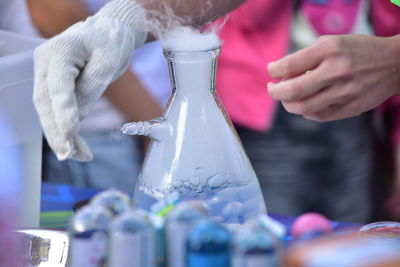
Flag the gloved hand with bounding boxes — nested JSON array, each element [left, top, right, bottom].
[[33, 0, 148, 161]]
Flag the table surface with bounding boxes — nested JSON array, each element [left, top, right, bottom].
[[40, 182, 359, 235]]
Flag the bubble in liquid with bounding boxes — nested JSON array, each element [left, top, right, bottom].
[[207, 173, 229, 189], [137, 173, 265, 225], [208, 196, 222, 206], [172, 180, 183, 189], [207, 195, 228, 214], [182, 181, 194, 196], [222, 201, 244, 224], [215, 187, 242, 203]]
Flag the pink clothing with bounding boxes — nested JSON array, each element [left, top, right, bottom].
[[216, 0, 291, 131], [302, 0, 361, 35], [373, 0, 400, 144], [216, 0, 400, 132]]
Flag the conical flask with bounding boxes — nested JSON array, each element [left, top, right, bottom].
[[123, 46, 267, 224]]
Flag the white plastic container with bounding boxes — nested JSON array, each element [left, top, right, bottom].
[[0, 30, 43, 228]]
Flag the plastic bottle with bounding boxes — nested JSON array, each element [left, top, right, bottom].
[[109, 209, 156, 267], [232, 219, 282, 267], [90, 188, 132, 217], [68, 205, 113, 267], [186, 220, 231, 267], [145, 213, 167, 267], [165, 201, 208, 267]]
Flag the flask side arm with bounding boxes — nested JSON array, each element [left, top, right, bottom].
[[121, 117, 170, 141]]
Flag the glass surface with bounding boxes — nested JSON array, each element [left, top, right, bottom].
[[123, 47, 266, 225], [359, 221, 400, 243]]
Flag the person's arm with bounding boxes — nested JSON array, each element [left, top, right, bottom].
[[28, 0, 163, 122], [105, 70, 163, 153], [29, 0, 163, 156], [27, 0, 90, 38], [33, 0, 244, 161], [267, 34, 400, 122], [104, 70, 163, 122]]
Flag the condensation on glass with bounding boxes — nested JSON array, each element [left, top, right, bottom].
[[123, 46, 267, 225]]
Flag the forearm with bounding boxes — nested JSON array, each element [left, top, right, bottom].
[[104, 70, 163, 122], [27, 0, 90, 38]]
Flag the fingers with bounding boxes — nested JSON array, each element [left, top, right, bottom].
[[33, 40, 83, 159], [268, 43, 323, 79], [268, 66, 331, 101], [75, 53, 129, 118], [46, 45, 82, 136], [302, 101, 363, 122], [280, 82, 354, 115], [33, 45, 65, 155]]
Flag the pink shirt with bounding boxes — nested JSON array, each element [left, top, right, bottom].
[[216, 0, 400, 133], [216, 0, 290, 131], [373, 0, 400, 144]]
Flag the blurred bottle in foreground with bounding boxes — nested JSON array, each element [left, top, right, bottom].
[[165, 201, 208, 267], [186, 220, 231, 267], [90, 188, 133, 217], [232, 218, 283, 267], [68, 205, 113, 267], [109, 209, 156, 267]]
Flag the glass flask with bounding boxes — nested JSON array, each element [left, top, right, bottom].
[[122, 46, 267, 225]]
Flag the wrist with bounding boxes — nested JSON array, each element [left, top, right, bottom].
[[96, 0, 148, 48]]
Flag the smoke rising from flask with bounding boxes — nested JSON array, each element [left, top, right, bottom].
[[142, 0, 226, 51]]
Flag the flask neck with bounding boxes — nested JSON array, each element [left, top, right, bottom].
[[165, 48, 220, 96]]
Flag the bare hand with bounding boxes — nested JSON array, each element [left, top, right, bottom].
[[268, 35, 400, 121]]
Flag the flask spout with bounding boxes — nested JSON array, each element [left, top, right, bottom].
[[122, 117, 170, 141]]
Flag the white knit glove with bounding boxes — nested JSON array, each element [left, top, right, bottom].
[[33, 0, 148, 161]]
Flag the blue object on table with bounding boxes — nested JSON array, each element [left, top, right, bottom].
[[186, 220, 231, 267], [41, 182, 99, 212], [41, 182, 99, 229]]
